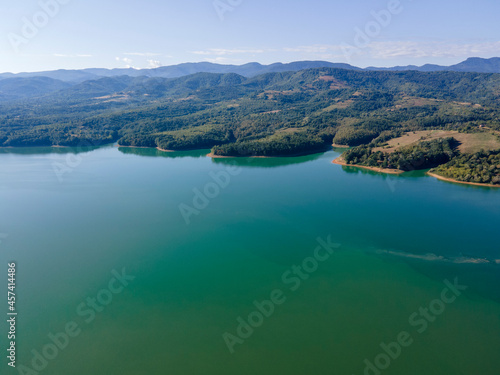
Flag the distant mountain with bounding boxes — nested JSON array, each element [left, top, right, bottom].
[[0, 70, 100, 83], [1, 58, 500, 84], [46, 76, 140, 101], [0, 61, 362, 83], [0, 77, 71, 102], [0, 57, 499, 104], [365, 57, 500, 73], [448, 57, 500, 73], [45, 72, 249, 102]]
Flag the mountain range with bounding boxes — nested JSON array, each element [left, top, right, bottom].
[[1, 57, 499, 103], [1, 57, 500, 83]]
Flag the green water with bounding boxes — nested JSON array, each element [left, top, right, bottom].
[[0, 145, 499, 375]]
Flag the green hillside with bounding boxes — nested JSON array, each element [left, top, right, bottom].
[[1, 68, 500, 159]]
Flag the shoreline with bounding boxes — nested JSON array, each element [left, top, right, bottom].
[[157, 147, 175, 152], [332, 156, 499, 187], [0, 145, 76, 149], [3, 143, 499, 187], [427, 172, 500, 188], [207, 149, 327, 159], [207, 152, 302, 159], [0, 143, 110, 149], [332, 157, 404, 175], [206, 153, 234, 159], [116, 144, 175, 152]]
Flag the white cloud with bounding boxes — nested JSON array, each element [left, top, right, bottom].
[[368, 41, 500, 59], [280, 41, 500, 63], [115, 56, 163, 69], [201, 56, 246, 64], [147, 59, 162, 69], [115, 57, 137, 69]]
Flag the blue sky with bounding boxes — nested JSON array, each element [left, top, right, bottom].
[[0, 0, 499, 73]]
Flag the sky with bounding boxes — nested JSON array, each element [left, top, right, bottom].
[[0, 0, 499, 73]]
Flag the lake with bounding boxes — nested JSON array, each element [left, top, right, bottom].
[[1, 145, 499, 375]]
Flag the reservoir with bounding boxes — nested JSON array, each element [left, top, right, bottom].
[[0, 145, 499, 375]]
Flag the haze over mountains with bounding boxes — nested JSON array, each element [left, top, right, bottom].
[[0, 57, 499, 103], [1, 57, 500, 83]]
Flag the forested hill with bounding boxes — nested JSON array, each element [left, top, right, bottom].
[[1, 68, 500, 157]]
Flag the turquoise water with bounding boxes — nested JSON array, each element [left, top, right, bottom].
[[0, 145, 499, 374]]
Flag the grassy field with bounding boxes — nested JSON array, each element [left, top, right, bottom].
[[454, 131, 500, 153], [374, 130, 500, 154]]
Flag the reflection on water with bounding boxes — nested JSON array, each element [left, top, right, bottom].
[[118, 147, 210, 159], [210, 152, 325, 168], [118, 145, 327, 167], [0, 143, 113, 155]]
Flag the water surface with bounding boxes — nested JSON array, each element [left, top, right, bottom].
[[0, 146, 499, 375]]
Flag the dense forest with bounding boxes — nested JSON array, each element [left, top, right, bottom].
[[211, 131, 328, 157], [1, 68, 500, 187], [431, 150, 500, 185], [342, 138, 459, 171]]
